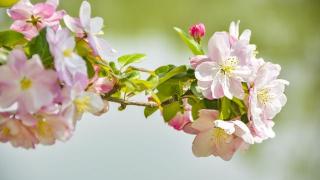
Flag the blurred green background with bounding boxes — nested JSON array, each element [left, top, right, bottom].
[[0, 0, 320, 180]]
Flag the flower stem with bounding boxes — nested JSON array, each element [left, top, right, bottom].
[[105, 97, 158, 108]]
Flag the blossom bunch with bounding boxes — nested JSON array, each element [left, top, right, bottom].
[[0, 0, 288, 161]]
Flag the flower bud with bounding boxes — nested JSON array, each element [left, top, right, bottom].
[[189, 23, 206, 43]]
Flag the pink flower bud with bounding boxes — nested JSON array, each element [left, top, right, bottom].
[[189, 23, 206, 42], [168, 112, 191, 131], [92, 78, 115, 94]]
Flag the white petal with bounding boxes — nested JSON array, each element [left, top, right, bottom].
[[220, 74, 233, 99], [214, 120, 235, 135], [229, 20, 240, 39], [80, 1, 91, 30], [195, 62, 216, 81], [90, 17, 104, 34], [239, 29, 251, 42], [208, 32, 231, 62], [233, 120, 254, 144], [64, 15, 83, 34]]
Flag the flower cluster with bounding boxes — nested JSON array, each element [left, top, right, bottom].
[[0, 0, 113, 148], [167, 22, 289, 160], [0, 1, 288, 161]]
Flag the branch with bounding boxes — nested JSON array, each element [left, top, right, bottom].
[[105, 97, 158, 108], [127, 66, 154, 74]]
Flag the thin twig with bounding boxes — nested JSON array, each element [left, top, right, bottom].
[[128, 66, 154, 74], [105, 97, 158, 108]]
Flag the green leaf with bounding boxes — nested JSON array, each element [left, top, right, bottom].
[[219, 97, 232, 120], [158, 65, 187, 85], [26, 29, 53, 69], [162, 101, 181, 122], [155, 64, 175, 77], [0, 30, 27, 48], [144, 106, 158, 118], [191, 101, 205, 120], [118, 53, 145, 67], [241, 114, 249, 124], [109, 62, 120, 75], [203, 99, 219, 109], [84, 57, 95, 78], [190, 81, 203, 98], [76, 39, 91, 57], [174, 27, 204, 55]]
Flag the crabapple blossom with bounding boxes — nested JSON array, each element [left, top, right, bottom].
[[64, 1, 115, 60], [0, 113, 38, 149], [7, 0, 64, 39], [0, 49, 58, 114], [248, 61, 289, 142], [30, 109, 74, 145], [61, 84, 107, 122], [46, 27, 88, 88], [191, 110, 254, 160], [194, 21, 254, 100]]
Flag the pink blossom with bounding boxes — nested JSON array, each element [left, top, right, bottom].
[[29, 109, 74, 145], [0, 49, 58, 114], [46, 27, 88, 89], [194, 21, 254, 100], [7, 0, 65, 39], [91, 78, 115, 94], [61, 84, 108, 122], [189, 23, 206, 42], [64, 1, 116, 60], [191, 109, 254, 160], [248, 61, 289, 142], [0, 113, 38, 149]]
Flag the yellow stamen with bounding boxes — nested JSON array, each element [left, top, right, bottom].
[[220, 56, 238, 76], [74, 96, 91, 113], [2, 127, 10, 136], [37, 119, 51, 137], [20, 77, 32, 91], [212, 128, 229, 145], [257, 88, 271, 104], [63, 49, 73, 57], [26, 15, 42, 26]]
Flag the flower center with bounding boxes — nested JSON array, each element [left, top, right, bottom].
[[37, 119, 52, 137], [63, 49, 73, 57], [220, 56, 238, 75], [257, 88, 271, 104], [26, 15, 42, 26], [1, 127, 10, 136], [212, 128, 228, 145], [20, 77, 32, 91], [74, 96, 91, 113]]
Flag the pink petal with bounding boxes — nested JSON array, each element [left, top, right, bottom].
[[208, 32, 231, 62], [192, 130, 215, 157]]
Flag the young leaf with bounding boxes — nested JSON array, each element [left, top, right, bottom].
[[162, 101, 181, 122], [158, 65, 187, 85], [26, 29, 53, 69], [219, 97, 232, 120], [144, 106, 158, 118], [0, 30, 27, 48], [174, 27, 204, 55], [118, 53, 145, 67], [155, 64, 175, 77], [83, 57, 95, 78]]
